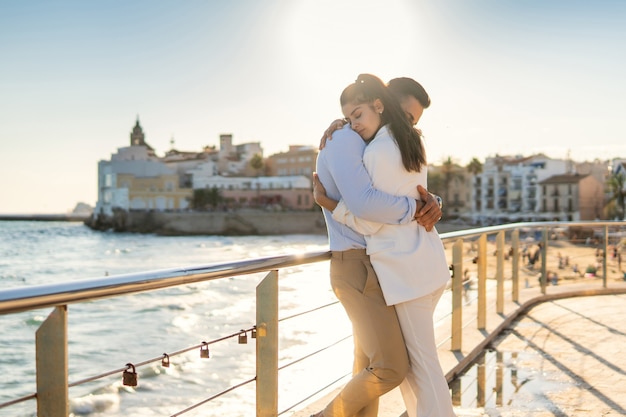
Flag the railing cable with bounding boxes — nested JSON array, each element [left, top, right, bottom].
[[278, 372, 351, 416], [170, 376, 256, 417], [68, 326, 257, 388]]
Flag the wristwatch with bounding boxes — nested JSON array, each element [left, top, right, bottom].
[[434, 194, 443, 209]]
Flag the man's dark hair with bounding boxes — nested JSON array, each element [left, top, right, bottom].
[[388, 77, 431, 109]]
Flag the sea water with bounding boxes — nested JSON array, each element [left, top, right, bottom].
[[0, 221, 462, 417], [0, 221, 350, 417]]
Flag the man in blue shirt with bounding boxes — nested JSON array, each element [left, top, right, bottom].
[[311, 77, 441, 417], [312, 125, 440, 417]]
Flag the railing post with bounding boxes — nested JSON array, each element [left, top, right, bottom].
[[256, 270, 279, 417], [451, 238, 463, 351], [603, 225, 608, 288], [540, 228, 548, 295], [476, 354, 486, 407], [36, 305, 68, 417], [511, 229, 519, 303], [477, 233, 487, 330], [496, 231, 504, 314]]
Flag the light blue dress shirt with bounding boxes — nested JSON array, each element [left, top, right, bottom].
[[315, 125, 416, 251]]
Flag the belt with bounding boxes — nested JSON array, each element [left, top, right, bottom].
[[331, 249, 367, 260]]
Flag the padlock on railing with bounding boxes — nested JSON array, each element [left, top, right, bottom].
[[251, 327, 257, 339], [161, 353, 170, 368], [200, 341, 210, 358], [238, 330, 248, 344], [123, 363, 138, 387]]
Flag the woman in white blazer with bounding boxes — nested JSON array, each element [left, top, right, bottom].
[[313, 74, 456, 417]]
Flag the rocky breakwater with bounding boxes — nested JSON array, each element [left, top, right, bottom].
[[85, 209, 328, 236]]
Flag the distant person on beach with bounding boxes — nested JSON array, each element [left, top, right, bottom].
[[312, 74, 455, 417], [528, 243, 542, 269], [463, 269, 472, 303]]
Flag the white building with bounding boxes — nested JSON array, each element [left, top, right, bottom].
[[472, 154, 567, 223], [216, 134, 263, 175], [95, 145, 182, 216], [190, 174, 310, 192]]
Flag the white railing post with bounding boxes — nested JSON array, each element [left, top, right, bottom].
[[256, 270, 279, 417], [477, 233, 487, 330], [511, 229, 519, 302], [451, 238, 463, 351], [603, 225, 608, 288], [36, 305, 68, 417], [496, 231, 504, 314], [540, 228, 548, 294]]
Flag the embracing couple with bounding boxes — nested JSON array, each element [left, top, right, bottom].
[[311, 74, 456, 417]]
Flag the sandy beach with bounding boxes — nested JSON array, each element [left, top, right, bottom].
[[439, 228, 625, 287]]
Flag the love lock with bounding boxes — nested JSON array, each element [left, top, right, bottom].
[[238, 330, 248, 344], [161, 353, 170, 368], [122, 363, 138, 387], [200, 341, 210, 358]]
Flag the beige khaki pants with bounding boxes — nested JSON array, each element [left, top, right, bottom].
[[323, 249, 409, 417]]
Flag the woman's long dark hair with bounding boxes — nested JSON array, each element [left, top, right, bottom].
[[340, 73, 426, 172]]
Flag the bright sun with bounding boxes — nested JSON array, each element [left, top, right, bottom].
[[281, 0, 426, 89]]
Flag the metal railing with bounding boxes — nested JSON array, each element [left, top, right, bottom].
[[1, 220, 625, 416]]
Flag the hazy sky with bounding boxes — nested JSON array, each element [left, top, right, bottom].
[[1, 0, 624, 213]]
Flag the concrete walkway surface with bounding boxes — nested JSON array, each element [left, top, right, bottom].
[[294, 278, 626, 417]]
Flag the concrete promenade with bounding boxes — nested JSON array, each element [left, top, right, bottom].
[[294, 276, 626, 417]]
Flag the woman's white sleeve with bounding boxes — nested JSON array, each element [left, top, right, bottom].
[[331, 199, 383, 235]]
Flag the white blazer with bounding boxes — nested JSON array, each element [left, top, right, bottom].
[[332, 125, 450, 306]]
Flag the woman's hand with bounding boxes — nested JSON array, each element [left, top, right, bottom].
[[319, 119, 348, 150], [312, 172, 338, 211]]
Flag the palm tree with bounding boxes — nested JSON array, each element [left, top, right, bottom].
[[249, 153, 264, 176], [440, 156, 464, 217], [190, 187, 223, 210], [466, 157, 483, 176], [606, 172, 626, 220]]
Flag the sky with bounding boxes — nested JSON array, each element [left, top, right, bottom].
[[1, 0, 625, 214]]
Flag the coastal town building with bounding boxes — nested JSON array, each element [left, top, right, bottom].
[[470, 154, 568, 223], [189, 174, 313, 210], [93, 120, 315, 217], [265, 145, 317, 180], [611, 158, 626, 178], [95, 140, 192, 216], [468, 154, 613, 223], [94, 119, 616, 223], [538, 173, 604, 221], [217, 134, 264, 176], [428, 162, 471, 219]]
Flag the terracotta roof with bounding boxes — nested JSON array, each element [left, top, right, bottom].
[[539, 173, 588, 184]]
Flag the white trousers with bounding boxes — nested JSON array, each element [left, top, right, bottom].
[[396, 284, 457, 417]]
